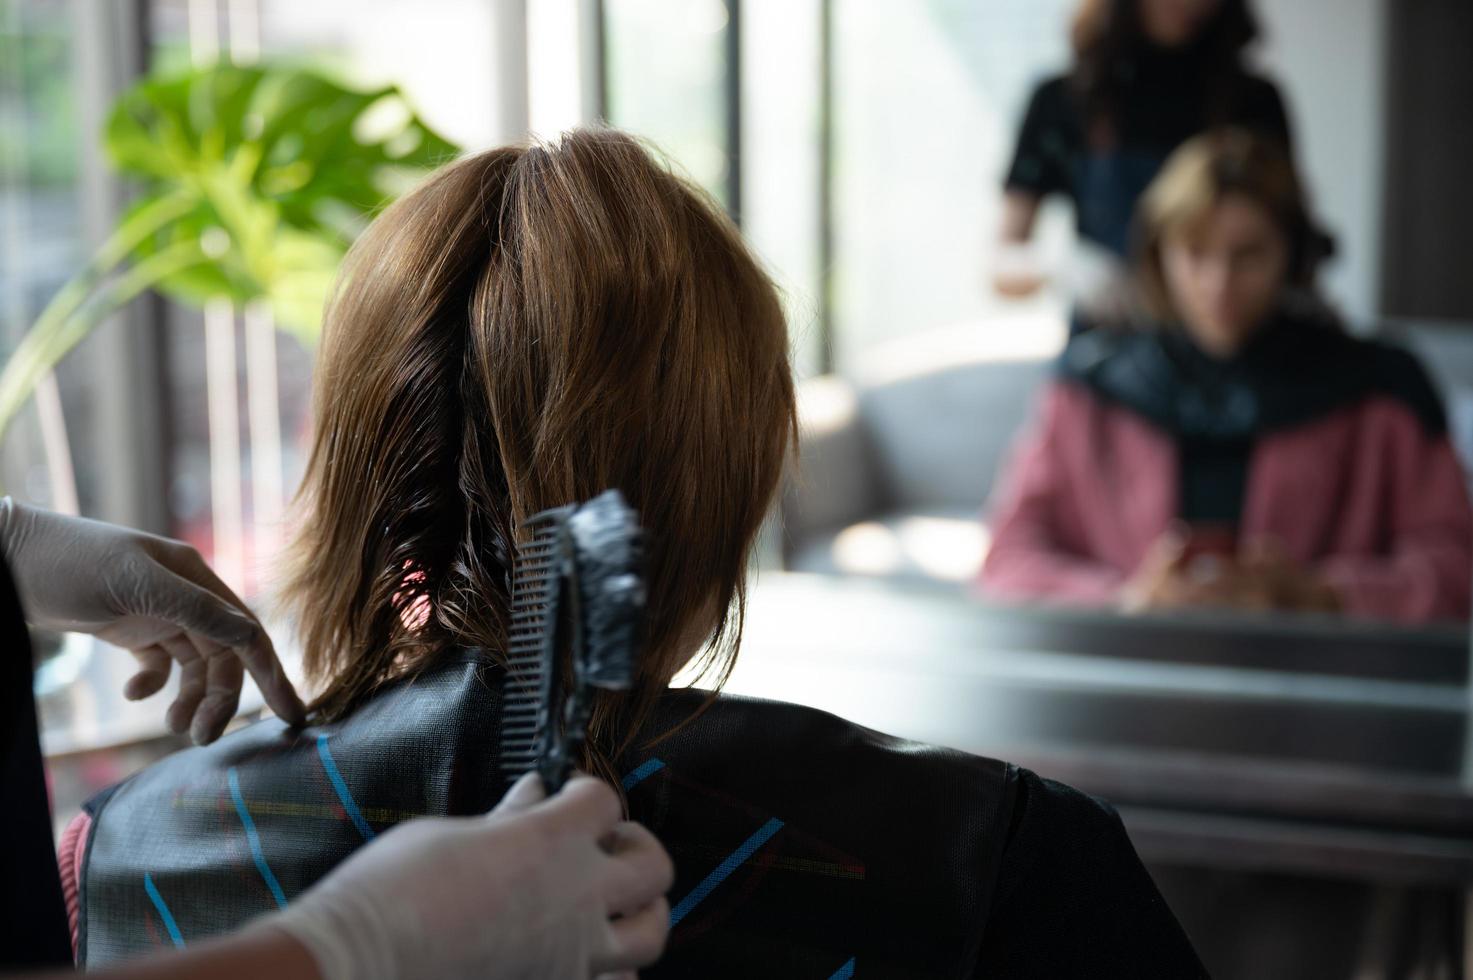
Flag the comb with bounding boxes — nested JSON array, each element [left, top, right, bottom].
[[501, 489, 645, 794]]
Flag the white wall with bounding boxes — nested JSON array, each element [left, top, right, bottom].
[[1254, 0, 1386, 325]]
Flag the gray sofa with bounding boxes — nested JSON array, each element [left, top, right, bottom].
[[780, 324, 1055, 587]]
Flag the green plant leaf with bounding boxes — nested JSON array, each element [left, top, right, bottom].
[[266, 228, 345, 345], [0, 59, 460, 446], [100, 61, 459, 338]]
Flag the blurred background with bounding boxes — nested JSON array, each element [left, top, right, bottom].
[[5, 0, 1471, 976]]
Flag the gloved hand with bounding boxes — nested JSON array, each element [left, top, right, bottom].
[[0, 498, 305, 742], [272, 773, 674, 980], [1061, 240, 1138, 325]]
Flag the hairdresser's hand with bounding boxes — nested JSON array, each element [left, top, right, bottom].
[[273, 773, 673, 980], [0, 498, 305, 742], [1064, 241, 1137, 325]]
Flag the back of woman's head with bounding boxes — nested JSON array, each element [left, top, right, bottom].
[[283, 128, 795, 760]]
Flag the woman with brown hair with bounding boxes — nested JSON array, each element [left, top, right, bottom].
[[980, 129, 1473, 621], [64, 129, 1204, 978], [996, 0, 1295, 320]]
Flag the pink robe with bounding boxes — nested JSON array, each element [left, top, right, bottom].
[[978, 381, 1473, 623]]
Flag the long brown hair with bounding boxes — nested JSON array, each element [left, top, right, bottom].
[[1070, 0, 1262, 141], [282, 128, 796, 777], [1133, 128, 1328, 320]]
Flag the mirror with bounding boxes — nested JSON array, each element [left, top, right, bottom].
[[750, 0, 1473, 641]]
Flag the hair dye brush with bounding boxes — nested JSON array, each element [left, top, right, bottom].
[[501, 489, 646, 794]]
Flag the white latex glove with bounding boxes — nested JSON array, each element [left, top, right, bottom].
[[0, 497, 305, 742], [273, 773, 674, 980], [1061, 240, 1138, 324]]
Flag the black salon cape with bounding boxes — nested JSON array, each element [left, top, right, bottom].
[[75, 646, 1207, 978], [1058, 315, 1447, 526], [0, 553, 73, 968]]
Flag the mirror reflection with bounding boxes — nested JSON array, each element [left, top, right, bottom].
[[774, 0, 1473, 635]]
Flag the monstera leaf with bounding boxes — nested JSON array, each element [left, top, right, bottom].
[[105, 63, 458, 340], [0, 62, 459, 439]]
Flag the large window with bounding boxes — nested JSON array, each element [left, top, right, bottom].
[[11, 0, 1094, 699], [0, 0, 91, 514], [829, 0, 1076, 366], [604, 0, 732, 209], [602, 0, 1078, 377]]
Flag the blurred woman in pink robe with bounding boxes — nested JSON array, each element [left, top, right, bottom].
[[979, 130, 1472, 623]]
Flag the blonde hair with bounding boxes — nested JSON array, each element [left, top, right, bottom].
[[1134, 128, 1321, 320], [282, 129, 796, 776]]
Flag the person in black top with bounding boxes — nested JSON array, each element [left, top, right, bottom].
[[995, 0, 1295, 322], [0, 535, 71, 970]]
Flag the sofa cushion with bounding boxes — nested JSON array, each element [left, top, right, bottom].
[[783, 377, 878, 548], [858, 357, 1049, 512]]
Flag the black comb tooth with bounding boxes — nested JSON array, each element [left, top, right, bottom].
[[502, 507, 571, 787]]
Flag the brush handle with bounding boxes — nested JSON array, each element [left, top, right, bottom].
[[538, 684, 593, 793]]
